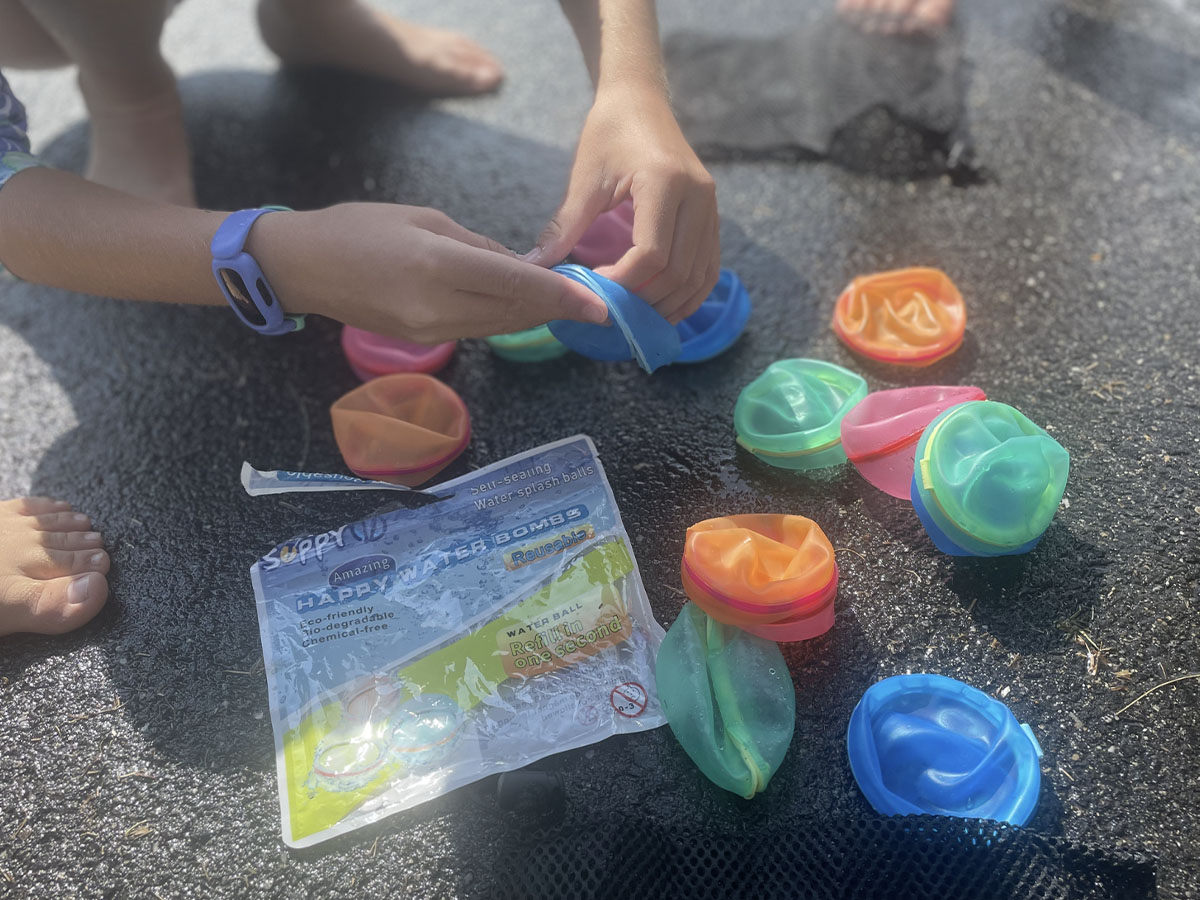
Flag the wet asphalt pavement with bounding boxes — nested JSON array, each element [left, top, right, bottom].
[[2, 0, 1199, 897]]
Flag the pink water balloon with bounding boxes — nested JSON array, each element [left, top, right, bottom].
[[571, 200, 635, 268], [840, 385, 987, 499], [341, 326, 456, 382]]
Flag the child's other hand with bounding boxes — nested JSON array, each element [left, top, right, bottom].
[[527, 87, 720, 324], [257, 203, 609, 342]]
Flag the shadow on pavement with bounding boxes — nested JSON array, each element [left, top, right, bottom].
[[949, 523, 1109, 656], [1034, 4, 1200, 146]]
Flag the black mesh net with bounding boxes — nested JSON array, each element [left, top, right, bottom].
[[498, 815, 1155, 900]]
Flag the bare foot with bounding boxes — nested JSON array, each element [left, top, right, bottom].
[[0, 497, 110, 638], [257, 0, 504, 97], [837, 0, 956, 34], [79, 59, 197, 207]]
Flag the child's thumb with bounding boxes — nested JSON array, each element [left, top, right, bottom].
[[524, 187, 608, 267]]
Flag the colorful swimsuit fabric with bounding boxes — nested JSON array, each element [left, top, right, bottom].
[[0, 71, 43, 193], [0, 71, 44, 276]]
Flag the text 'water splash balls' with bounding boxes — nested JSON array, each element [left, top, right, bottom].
[[734, 359, 867, 470], [840, 385, 987, 499], [330, 373, 470, 487], [571, 199, 635, 268], [341, 326, 456, 381], [833, 268, 966, 366], [682, 514, 838, 642], [656, 602, 796, 798], [548, 264, 681, 372], [485, 325, 569, 362], [911, 400, 1070, 557], [847, 673, 1043, 825]]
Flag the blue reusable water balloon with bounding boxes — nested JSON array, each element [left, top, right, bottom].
[[549, 265, 752, 372], [847, 673, 1043, 826], [675, 269, 752, 364], [549, 264, 681, 372]]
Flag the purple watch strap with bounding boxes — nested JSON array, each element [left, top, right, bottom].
[[211, 206, 304, 336]]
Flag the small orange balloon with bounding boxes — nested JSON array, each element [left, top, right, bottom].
[[681, 514, 838, 641], [832, 267, 966, 366], [331, 374, 470, 487]]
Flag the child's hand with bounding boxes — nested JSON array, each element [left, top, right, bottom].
[[527, 87, 720, 324], [255, 203, 610, 341]]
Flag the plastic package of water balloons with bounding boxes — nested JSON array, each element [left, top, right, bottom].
[[250, 435, 666, 847]]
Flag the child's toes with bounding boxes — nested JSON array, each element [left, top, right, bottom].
[[39, 572, 110, 634], [0, 497, 110, 637], [908, 0, 956, 32], [0, 571, 109, 637], [32, 510, 94, 533], [453, 44, 503, 89], [39, 529, 105, 552], [3, 496, 73, 516], [19, 546, 110, 581]]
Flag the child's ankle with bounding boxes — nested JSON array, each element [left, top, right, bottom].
[[77, 53, 178, 113]]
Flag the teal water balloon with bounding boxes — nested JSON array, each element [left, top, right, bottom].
[[656, 603, 795, 798], [734, 359, 867, 470], [485, 325, 569, 362], [911, 401, 1070, 556]]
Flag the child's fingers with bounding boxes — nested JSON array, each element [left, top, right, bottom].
[[662, 233, 721, 325], [442, 282, 603, 339], [528, 179, 612, 267], [444, 240, 609, 328], [875, 0, 919, 32], [603, 179, 682, 298], [416, 209, 517, 257], [648, 194, 714, 321], [680, 247, 722, 325]]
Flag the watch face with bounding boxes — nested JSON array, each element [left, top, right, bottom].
[[219, 266, 268, 328]]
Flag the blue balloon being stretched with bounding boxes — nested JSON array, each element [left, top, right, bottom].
[[548, 265, 751, 372], [549, 264, 681, 372]]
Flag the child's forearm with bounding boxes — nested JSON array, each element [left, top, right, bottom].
[[0, 168, 610, 340], [557, 0, 668, 97], [0, 167, 227, 306]]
